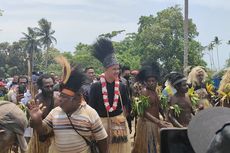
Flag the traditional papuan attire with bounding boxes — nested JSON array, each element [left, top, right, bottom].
[[89, 38, 131, 153], [132, 63, 161, 153], [187, 66, 212, 109], [168, 73, 193, 127], [218, 68, 230, 107]]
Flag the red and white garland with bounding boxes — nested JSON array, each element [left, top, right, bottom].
[[100, 73, 120, 112]]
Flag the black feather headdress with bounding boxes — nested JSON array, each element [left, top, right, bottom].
[[92, 37, 118, 68], [136, 62, 160, 82], [55, 56, 86, 95], [61, 69, 86, 93]]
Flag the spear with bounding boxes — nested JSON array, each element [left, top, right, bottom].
[[27, 50, 35, 104]]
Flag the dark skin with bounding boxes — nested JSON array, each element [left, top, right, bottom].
[[169, 80, 194, 127], [29, 92, 108, 153], [142, 77, 172, 128], [35, 78, 55, 119]]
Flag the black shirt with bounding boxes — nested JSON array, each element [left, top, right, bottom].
[[89, 81, 130, 117]]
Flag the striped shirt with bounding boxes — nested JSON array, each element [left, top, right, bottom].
[[43, 102, 107, 153]]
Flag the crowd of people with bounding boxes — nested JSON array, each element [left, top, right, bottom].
[[0, 37, 230, 153]]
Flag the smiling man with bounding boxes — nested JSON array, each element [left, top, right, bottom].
[[89, 37, 131, 153]]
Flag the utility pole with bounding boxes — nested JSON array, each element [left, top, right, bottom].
[[183, 0, 189, 74]]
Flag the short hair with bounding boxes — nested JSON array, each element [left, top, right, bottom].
[[121, 65, 130, 73], [84, 67, 94, 73], [37, 74, 54, 89]]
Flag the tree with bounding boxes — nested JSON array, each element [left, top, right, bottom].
[[21, 27, 40, 78], [0, 41, 27, 78], [74, 43, 103, 74], [227, 40, 230, 59], [99, 30, 125, 39], [212, 36, 221, 70], [134, 5, 205, 74], [207, 42, 216, 70], [0, 9, 3, 31], [113, 33, 141, 70], [35, 18, 57, 68], [0, 9, 3, 16], [226, 58, 230, 68], [0, 64, 18, 78]]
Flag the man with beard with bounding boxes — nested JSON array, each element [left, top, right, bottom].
[[27, 74, 55, 153], [35, 74, 55, 117]]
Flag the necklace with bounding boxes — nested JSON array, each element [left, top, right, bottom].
[[100, 73, 119, 112]]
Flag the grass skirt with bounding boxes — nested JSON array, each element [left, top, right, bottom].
[[26, 131, 51, 153], [132, 117, 159, 153]]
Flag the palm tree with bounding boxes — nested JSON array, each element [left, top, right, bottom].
[[0, 9, 3, 16], [212, 36, 221, 70], [21, 27, 40, 81], [227, 40, 230, 59], [208, 42, 216, 70], [0, 64, 18, 78], [35, 18, 57, 68]]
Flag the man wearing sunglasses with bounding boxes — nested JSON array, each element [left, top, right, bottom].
[[28, 68, 108, 153]]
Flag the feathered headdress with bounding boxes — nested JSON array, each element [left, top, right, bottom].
[[218, 68, 230, 93], [92, 37, 118, 68], [187, 66, 208, 86], [55, 56, 86, 96], [136, 62, 160, 83], [168, 72, 186, 87], [55, 56, 71, 84]]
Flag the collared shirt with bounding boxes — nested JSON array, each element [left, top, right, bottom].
[[42, 102, 107, 153]]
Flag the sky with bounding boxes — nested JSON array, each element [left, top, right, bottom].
[[1, 0, 230, 70]]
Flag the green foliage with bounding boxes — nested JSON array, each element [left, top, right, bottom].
[[0, 41, 27, 78], [160, 95, 169, 110], [74, 43, 103, 75], [99, 30, 125, 39], [35, 47, 62, 74], [0, 9, 3, 16], [226, 58, 230, 68], [170, 104, 182, 117], [132, 95, 150, 116], [134, 5, 206, 73]]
